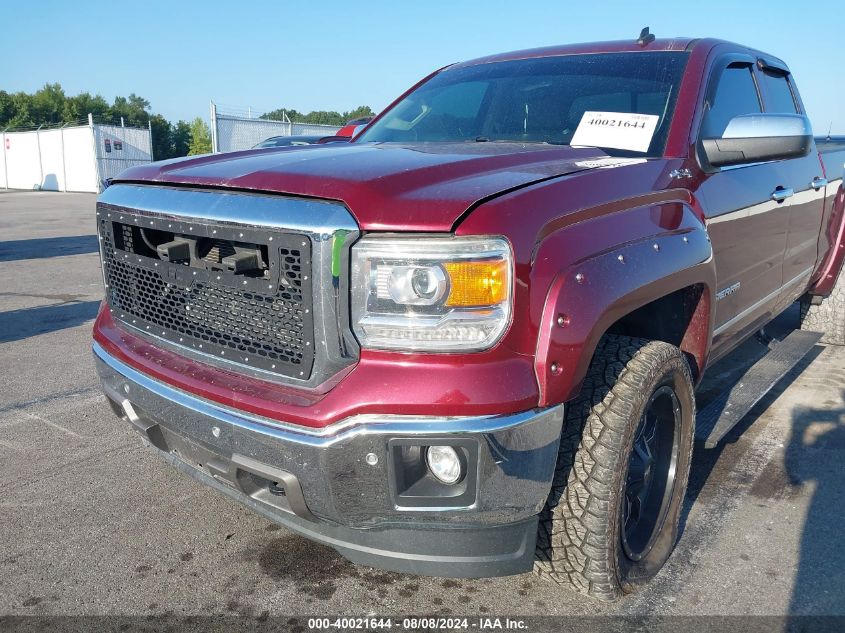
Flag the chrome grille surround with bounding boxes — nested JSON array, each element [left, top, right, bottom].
[[96, 183, 360, 388]]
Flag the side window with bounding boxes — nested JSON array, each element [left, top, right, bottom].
[[702, 64, 762, 137], [761, 70, 799, 114]]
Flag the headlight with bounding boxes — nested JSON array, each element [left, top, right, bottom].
[[351, 236, 513, 351]]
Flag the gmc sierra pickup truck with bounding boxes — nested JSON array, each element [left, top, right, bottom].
[[93, 36, 845, 600]]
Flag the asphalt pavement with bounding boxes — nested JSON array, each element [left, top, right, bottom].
[[0, 191, 843, 627]]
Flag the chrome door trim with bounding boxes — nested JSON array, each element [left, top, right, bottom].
[[705, 195, 787, 225], [713, 266, 813, 337]]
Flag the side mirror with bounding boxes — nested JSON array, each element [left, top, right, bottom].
[[701, 113, 813, 168]]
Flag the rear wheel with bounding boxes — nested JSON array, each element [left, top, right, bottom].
[[800, 265, 845, 345], [535, 335, 695, 601]]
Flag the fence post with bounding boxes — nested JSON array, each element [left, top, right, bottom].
[[210, 101, 218, 153], [2, 127, 8, 189], [89, 113, 102, 193], [35, 124, 44, 191], [60, 123, 68, 192], [148, 119, 154, 161]]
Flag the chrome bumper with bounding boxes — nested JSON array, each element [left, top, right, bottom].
[[94, 342, 565, 577]]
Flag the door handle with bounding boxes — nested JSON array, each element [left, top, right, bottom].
[[810, 177, 828, 191], [771, 187, 794, 202]]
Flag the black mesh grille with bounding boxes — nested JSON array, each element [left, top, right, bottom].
[[100, 216, 314, 379]]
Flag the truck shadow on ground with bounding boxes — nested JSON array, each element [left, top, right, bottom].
[[0, 235, 98, 262], [679, 344, 845, 616], [0, 300, 100, 343], [785, 391, 845, 615], [682, 346, 823, 520]]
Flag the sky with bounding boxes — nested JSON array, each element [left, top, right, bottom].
[[2, 0, 843, 133]]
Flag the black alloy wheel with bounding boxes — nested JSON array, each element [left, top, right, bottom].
[[622, 385, 681, 561]]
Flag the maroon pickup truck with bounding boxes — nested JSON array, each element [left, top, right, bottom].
[[93, 35, 845, 600]]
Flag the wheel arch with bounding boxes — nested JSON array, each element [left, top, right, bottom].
[[534, 228, 715, 406]]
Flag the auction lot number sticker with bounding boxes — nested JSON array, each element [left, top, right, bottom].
[[308, 616, 528, 630], [570, 111, 660, 152]]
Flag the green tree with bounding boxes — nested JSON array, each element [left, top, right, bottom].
[[62, 92, 110, 123], [261, 108, 296, 122], [147, 116, 194, 160], [304, 110, 343, 125], [30, 83, 66, 125], [343, 105, 375, 121], [188, 117, 212, 155], [0, 91, 14, 126], [172, 120, 192, 157], [111, 93, 150, 127], [148, 114, 172, 161], [260, 106, 375, 127], [8, 92, 35, 128]]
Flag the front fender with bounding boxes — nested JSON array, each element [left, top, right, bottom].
[[533, 204, 715, 406]]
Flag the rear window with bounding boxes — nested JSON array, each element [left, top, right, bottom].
[[761, 70, 799, 114], [357, 52, 690, 157]]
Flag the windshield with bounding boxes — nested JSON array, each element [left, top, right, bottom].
[[357, 52, 689, 156]]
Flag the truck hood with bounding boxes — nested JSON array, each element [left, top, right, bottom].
[[115, 142, 615, 231]]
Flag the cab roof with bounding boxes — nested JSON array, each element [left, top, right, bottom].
[[452, 38, 699, 69], [451, 37, 786, 71]]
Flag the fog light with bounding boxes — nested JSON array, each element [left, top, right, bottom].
[[426, 446, 462, 485]]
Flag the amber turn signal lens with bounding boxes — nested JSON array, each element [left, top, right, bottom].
[[443, 260, 508, 307]]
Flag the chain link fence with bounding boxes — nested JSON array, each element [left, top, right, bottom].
[[210, 103, 341, 153], [94, 123, 153, 185]]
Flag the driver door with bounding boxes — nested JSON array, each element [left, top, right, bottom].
[[696, 60, 790, 360]]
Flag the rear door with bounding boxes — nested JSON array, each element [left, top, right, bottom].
[[696, 58, 790, 358], [756, 63, 827, 307]]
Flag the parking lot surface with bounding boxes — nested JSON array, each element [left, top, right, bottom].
[[1, 191, 844, 622]]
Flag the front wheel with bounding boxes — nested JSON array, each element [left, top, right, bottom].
[[535, 336, 695, 601]]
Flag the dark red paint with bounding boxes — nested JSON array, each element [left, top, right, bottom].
[[99, 38, 845, 426]]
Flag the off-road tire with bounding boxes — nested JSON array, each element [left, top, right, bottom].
[[800, 266, 845, 345], [535, 335, 695, 601]]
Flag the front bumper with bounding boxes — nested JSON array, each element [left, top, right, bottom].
[[94, 342, 564, 578]]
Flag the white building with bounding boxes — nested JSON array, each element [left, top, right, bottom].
[[0, 116, 152, 193]]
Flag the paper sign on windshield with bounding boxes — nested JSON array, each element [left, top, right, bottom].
[[570, 111, 660, 153]]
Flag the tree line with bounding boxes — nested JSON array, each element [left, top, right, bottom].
[[0, 83, 212, 158], [260, 105, 374, 126], [0, 83, 375, 159]]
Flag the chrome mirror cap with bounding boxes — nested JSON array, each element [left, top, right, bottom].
[[701, 113, 813, 169]]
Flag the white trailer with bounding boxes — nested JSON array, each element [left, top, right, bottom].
[[0, 115, 152, 193]]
